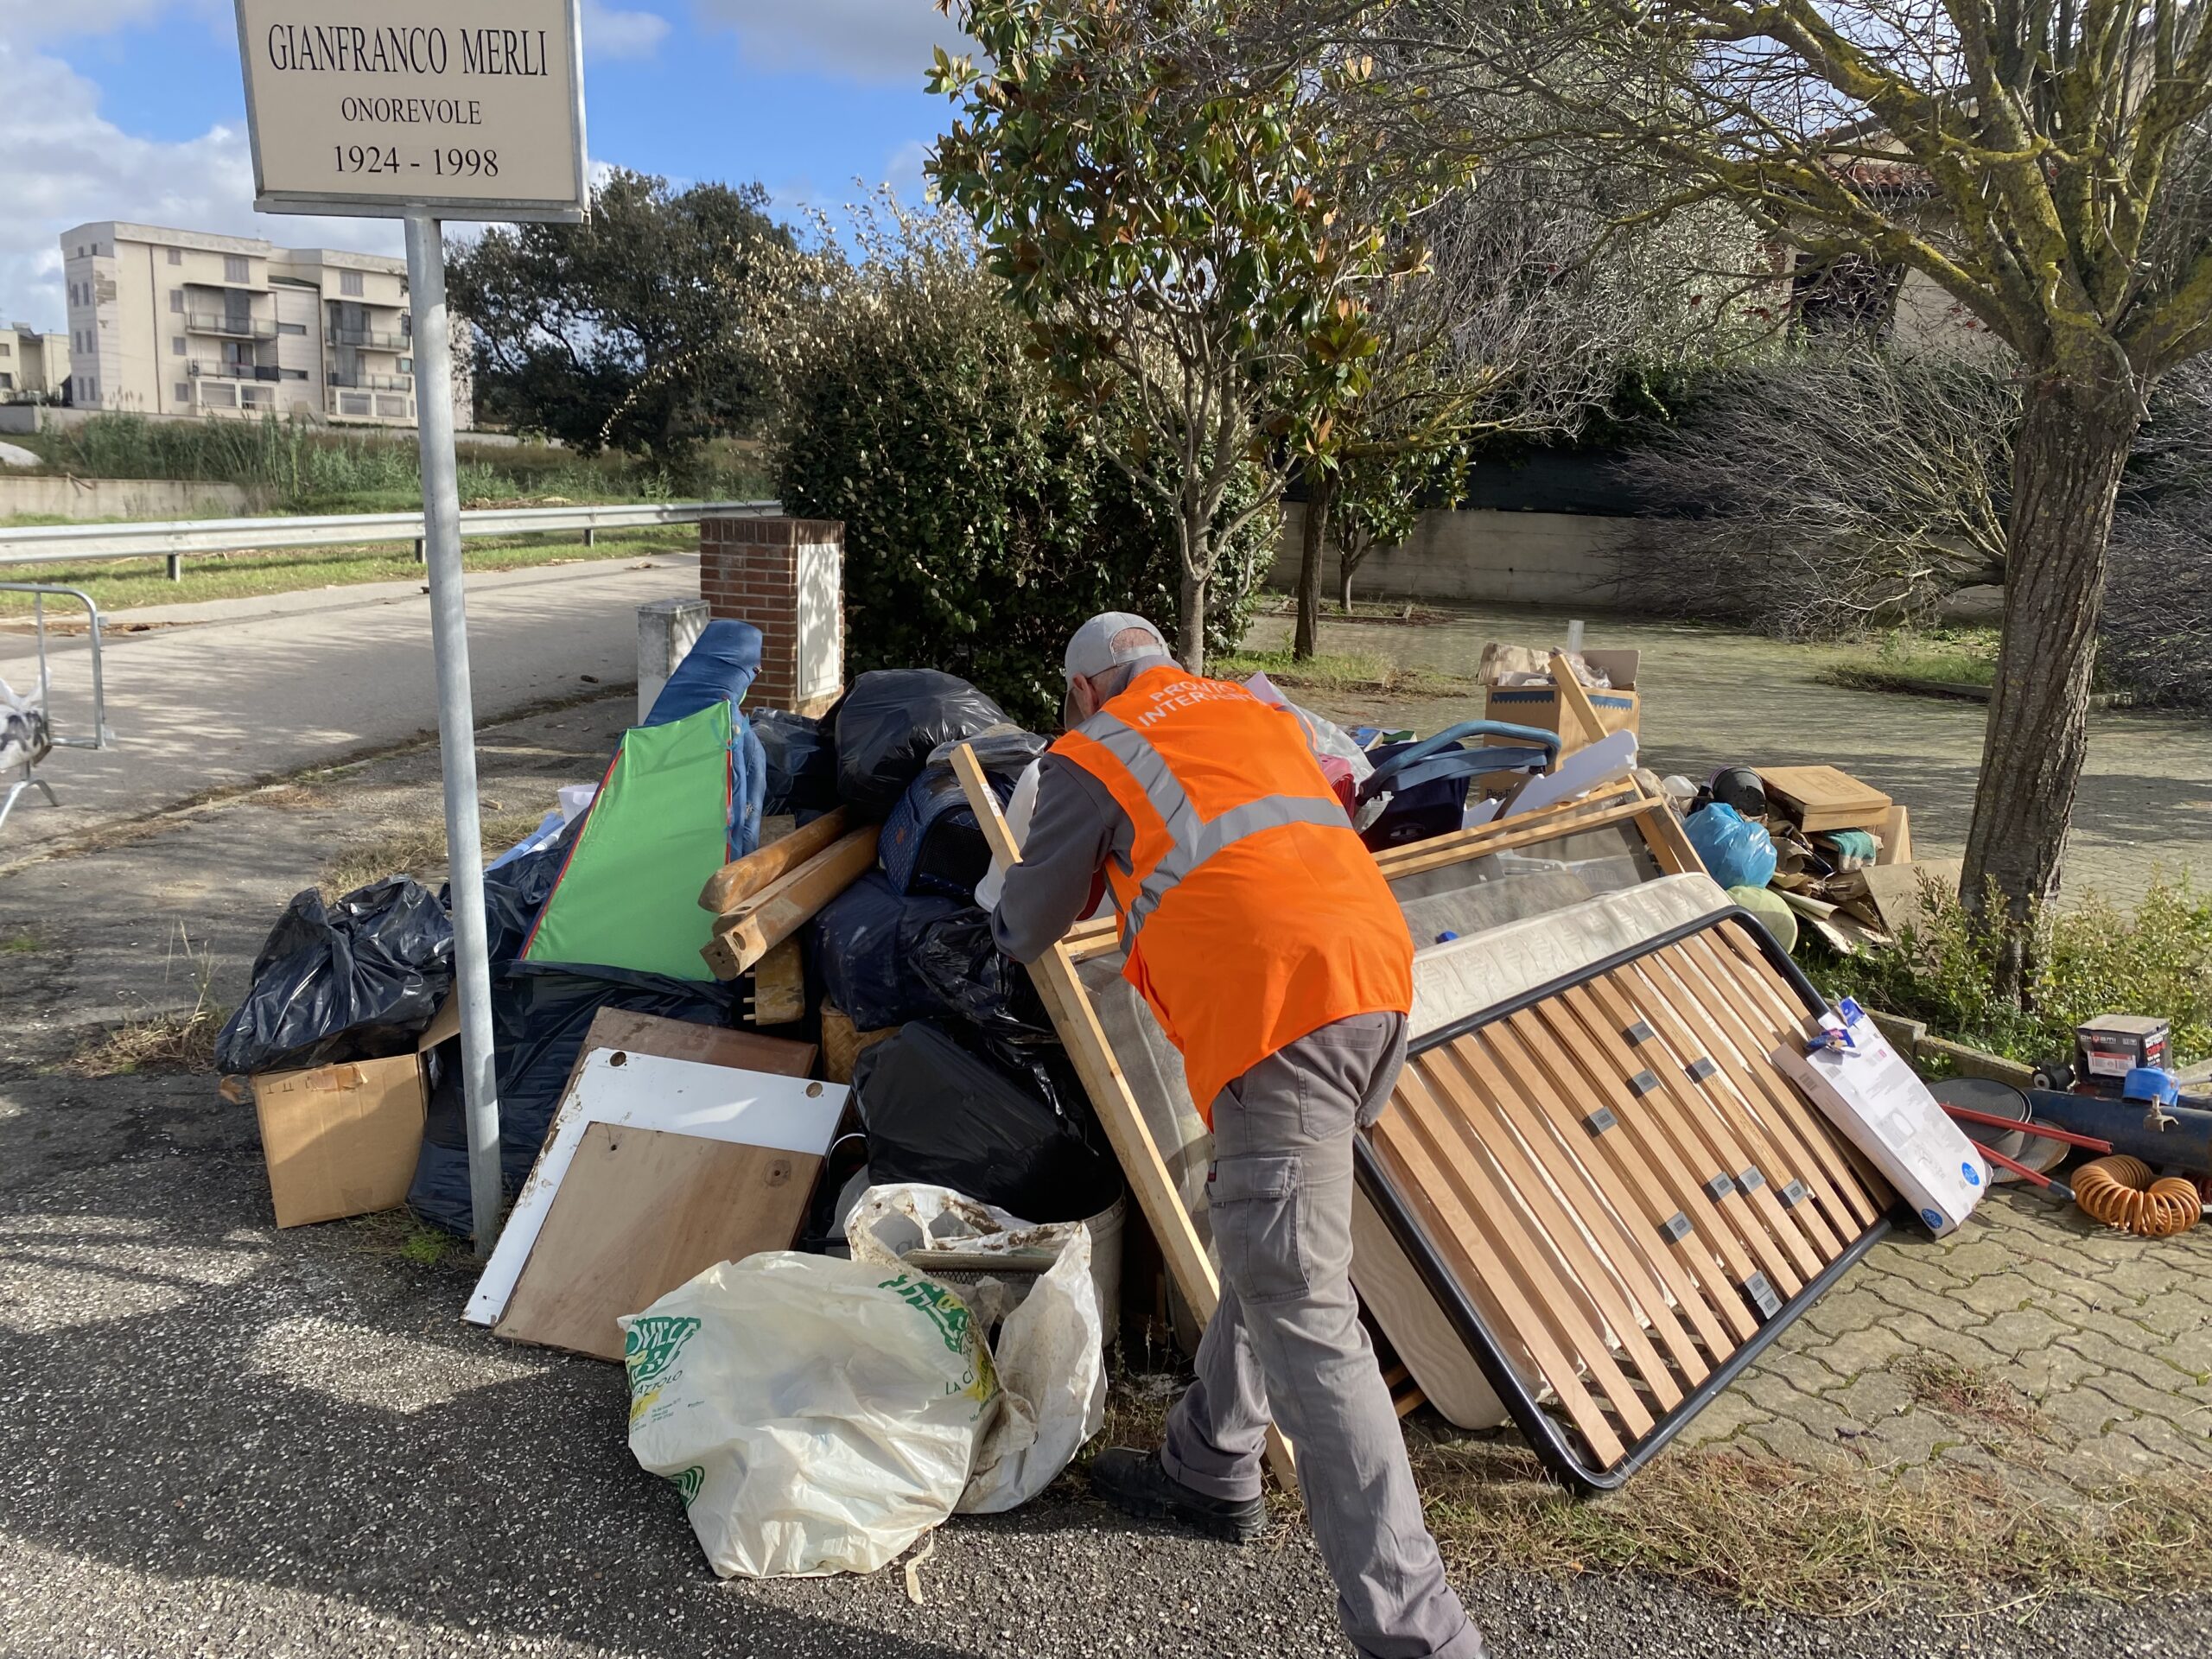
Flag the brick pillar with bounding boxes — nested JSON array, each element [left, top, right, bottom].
[[699, 516, 845, 715]]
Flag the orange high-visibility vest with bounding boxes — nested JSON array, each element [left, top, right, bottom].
[[1052, 664, 1412, 1119]]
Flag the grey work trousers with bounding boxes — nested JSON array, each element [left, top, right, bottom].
[[1161, 1011, 1484, 1659]]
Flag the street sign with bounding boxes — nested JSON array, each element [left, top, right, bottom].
[[232, 1, 594, 1253], [234, 0, 588, 223]]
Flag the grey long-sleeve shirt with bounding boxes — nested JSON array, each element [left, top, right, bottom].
[[988, 753, 1135, 964]]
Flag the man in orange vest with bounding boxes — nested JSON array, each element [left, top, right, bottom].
[[989, 613, 1485, 1659]]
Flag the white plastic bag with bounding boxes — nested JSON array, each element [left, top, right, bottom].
[[847, 1184, 1106, 1514], [620, 1252, 997, 1579]]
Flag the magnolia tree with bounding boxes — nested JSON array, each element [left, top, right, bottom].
[[1398, 0, 2212, 988], [928, 0, 1464, 671]]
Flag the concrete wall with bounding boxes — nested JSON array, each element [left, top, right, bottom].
[[1273, 502, 1636, 608], [0, 474, 257, 520]]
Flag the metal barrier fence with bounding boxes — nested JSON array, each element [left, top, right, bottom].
[[0, 499, 779, 579]]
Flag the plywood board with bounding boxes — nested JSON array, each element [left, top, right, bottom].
[[494, 1123, 820, 1361], [465, 1052, 845, 1327]]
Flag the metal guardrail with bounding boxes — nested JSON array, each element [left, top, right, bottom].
[[0, 499, 781, 579]]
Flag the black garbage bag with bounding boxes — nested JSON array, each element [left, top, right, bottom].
[[474, 836, 569, 963], [834, 670, 1006, 820], [811, 870, 973, 1031], [909, 910, 1055, 1043], [853, 1020, 1122, 1224], [754, 710, 840, 818], [406, 960, 741, 1237], [215, 877, 453, 1077]]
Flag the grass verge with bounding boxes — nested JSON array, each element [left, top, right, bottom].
[[1217, 647, 1472, 699], [1410, 1437, 2212, 1615], [318, 808, 553, 899], [67, 924, 226, 1077], [0, 528, 693, 615]]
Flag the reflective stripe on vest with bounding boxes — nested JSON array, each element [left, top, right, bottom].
[[1077, 709, 1351, 937]]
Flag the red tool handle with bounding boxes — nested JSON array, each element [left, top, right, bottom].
[[1941, 1103, 2113, 1153], [1974, 1141, 2077, 1201]]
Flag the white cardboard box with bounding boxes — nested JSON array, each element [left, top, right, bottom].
[[1772, 998, 1990, 1236]]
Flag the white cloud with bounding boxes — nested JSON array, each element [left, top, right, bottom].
[[583, 1, 672, 60], [0, 0, 220, 45], [884, 138, 931, 195], [694, 0, 969, 85], [0, 41, 403, 333]]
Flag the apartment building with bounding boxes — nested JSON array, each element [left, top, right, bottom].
[[0, 322, 70, 401], [58, 221, 472, 429]]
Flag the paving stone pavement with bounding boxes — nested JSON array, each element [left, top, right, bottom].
[[1678, 1185, 2212, 1495]]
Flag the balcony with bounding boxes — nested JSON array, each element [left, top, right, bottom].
[[189, 361, 278, 382], [331, 327, 410, 351], [328, 372, 412, 391], [183, 311, 276, 340]]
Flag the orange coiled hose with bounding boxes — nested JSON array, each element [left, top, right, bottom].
[[2074, 1155, 2202, 1237]]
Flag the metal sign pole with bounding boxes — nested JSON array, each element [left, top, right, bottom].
[[404, 213, 504, 1255]]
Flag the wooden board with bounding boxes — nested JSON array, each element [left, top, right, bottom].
[[747, 936, 807, 1026], [1755, 766, 1894, 834], [494, 1123, 820, 1361], [702, 825, 880, 979], [570, 1007, 816, 1079], [699, 807, 851, 913], [1361, 918, 1894, 1481]]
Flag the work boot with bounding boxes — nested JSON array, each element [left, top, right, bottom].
[[1089, 1447, 1267, 1543]]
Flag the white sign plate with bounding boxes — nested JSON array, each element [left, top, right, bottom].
[[234, 0, 588, 221]]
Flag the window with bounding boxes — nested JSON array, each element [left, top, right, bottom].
[[277, 321, 307, 335], [170, 289, 184, 314], [175, 382, 192, 404], [340, 391, 371, 416], [281, 367, 308, 380], [340, 270, 365, 297], [0, 373, 12, 392], [400, 312, 411, 336], [168, 247, 183, 266], [172, 337, 186, 357], [67, 283, 78, 307], [224, 254, 251, 283], [397, 357, 413, 374], [0, 341, 10, 358]]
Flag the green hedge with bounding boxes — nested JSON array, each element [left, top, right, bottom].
[[772, 245, 1271, 730]]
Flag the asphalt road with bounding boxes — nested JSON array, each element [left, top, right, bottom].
[[0, 554, 699, 859], [2, 699, 2208, 1658]]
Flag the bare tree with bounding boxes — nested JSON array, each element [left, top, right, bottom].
[[1391, 0, 2212, 990]]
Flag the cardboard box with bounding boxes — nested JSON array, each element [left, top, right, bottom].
[[251, 1053, 427, 1228], [1773, 998, 1990, 1236], [1482, 647, 1641, 752]]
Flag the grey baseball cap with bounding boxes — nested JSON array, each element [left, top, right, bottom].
[[1063, 612, 1170, 683]]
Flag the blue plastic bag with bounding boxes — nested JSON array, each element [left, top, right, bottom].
[[1684, 802, 1778, 890]]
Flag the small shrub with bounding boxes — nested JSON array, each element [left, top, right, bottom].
[[1821, 874, 2212, 1065]]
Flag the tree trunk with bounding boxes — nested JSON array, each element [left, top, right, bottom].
[[1338, 544, 1356, 612], [1961, 366, 2140, 996], [1178, 563, 1208, 676], [1294, 474, 1332, 660]]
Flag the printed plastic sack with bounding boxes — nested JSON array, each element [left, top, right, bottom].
[[620, 1252, 997, 1579], [834, 670, 1007, 820], [1683, 801, 1779, 890], [847, 1185, 1105, 1515], [215, 877, 453, 1077]]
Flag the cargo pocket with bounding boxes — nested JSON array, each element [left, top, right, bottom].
[[1208, 1154, 1307, 1305]]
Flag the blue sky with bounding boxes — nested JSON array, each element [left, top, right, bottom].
[[0, 1, 965, 330]]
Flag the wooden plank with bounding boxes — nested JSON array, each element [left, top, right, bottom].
[[1635, 794, 1704, 879], [1482, 1016, 1764, 1345], [557, 1008, 817, 1105], [1416, 1046, 1689, 1408], [949, 742, 1300, 1493], [495, 1123, 820, 1361], [1571, 973, 1835, 1274], [1376, 1066, 1639, 1457], [702, 825, 880, 980], [746, 936, 807, 1026], [1430, 1039, 1710, 1386], [1547, 651, 1612, 754], [698, 806, 851, 913], [1627, 944, 1878, 1234], [1443, 1027, 1736, 1363], [1541, 977, 1821, 1289], [1755, 766, 1892, 834]]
